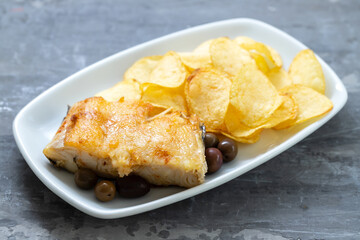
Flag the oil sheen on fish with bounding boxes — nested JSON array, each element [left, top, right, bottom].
[[43, 97, 207, 188]]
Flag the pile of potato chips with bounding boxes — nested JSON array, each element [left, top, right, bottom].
[[96, 36, 333, 143]]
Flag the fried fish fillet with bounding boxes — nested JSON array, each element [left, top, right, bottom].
[[43, 97, 207, 188]]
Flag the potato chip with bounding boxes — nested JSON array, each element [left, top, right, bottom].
[[95, 79, 141, 102], [267, 45, 283, 67], [179, 39, 224, 71], [233, 36, 257, 45], [141, 83, 187, 112], [193, 37, 230, 54], [123, 55, 162, 83], [185, 68, 232, 130], [193, 39, 218, 54], [267, 68, 292, 90], [249, 51, 270, 73], [147, 51, 188, 88], [263, 94, 298, 128], [147, 105, 173, 119], [240, 42, 276, 68], [221, 131, 261, 144], [223, 105, 264, 138], [288, 49, 326, 94], [179, 52, 212, 71], [222, 95, 296, 142], [230, 64, 283, 127], [275, 85, 333, 129], [234, 36, 283, 69], [210, 38, 255, 76]]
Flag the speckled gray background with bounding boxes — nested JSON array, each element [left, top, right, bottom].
[[1, 0, 360, 239]]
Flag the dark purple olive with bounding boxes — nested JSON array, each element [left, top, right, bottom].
[[74, 168, 98, 189], [204, 133, 219, 149], [217, 138, 238, 162], [205, 148, 223, 173], [94, 180, 116, 202], [116, 175, 150, 198]]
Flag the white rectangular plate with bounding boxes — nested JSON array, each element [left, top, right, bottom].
[[13, 18, 347, 219]]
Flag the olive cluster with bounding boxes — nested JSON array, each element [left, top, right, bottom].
[[74, 169, 150, 202], [204, 133, 238, 173]]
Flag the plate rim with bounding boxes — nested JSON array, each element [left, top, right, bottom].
[[13, 18, 348, 219]]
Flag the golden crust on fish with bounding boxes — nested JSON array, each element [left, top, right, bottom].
[[43, 97, 206, 188]]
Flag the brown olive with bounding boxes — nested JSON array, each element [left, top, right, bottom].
[[74, 168, 98, 189], [217, 138, 238, 162], [116, 175, 150, 198], [205, 148, 223, 173], [204, 133, 219, 148], [94, 180, 116, 202]]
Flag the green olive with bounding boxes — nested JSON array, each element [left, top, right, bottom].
[[94, 180, 116, 202]]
